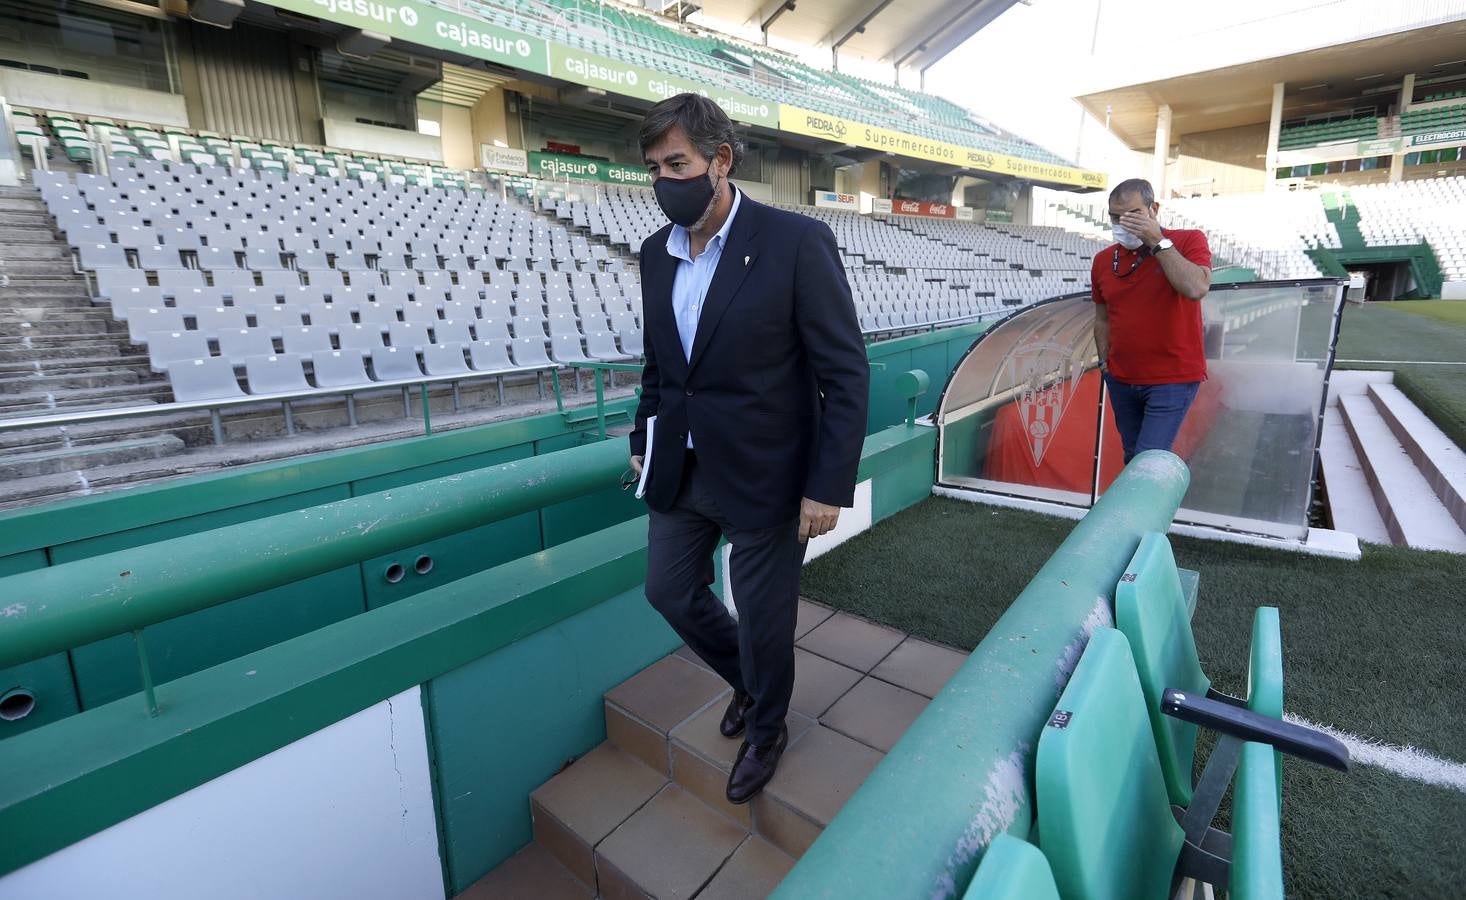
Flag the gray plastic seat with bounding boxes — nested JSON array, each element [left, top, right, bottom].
[[374, 285, 412, 306], [617, 329, 645, 357], [244, 353, 310, 394], [548, 314, 582, 338], [127, 308, 186, 343], [78, 243, 130, 269], [369, 346, 422, 381], [307, 303, 354, 329], [157, 269, 207, 293], [513, 315, 547, 341], [433, 320, 474, 345], [402, 301, 440, 325], [388, 321, 430, 352], [358, 302, 399, 327], [109, 286, 167, 317], [217, 328, 277, 361], [550, 333, 591, 365], [468, 339, 514, 371], [194, 307, 250, 338], [95, 268, 149, 299], [512, 336, 556, 369], [147, 330, 211, 372], [422, 343, 470, 376], [253, 305, 305, 336], [245, 246, 285, 270], [586, 331, 632, 361], [195, 246, 241, 271], [279, 285, 326, 306], [309, 349, 372, 389], [282, 326, 335, 356], [134, 244, 183, 270], [337, 324, 386, 352], [260, 270, 302, 293], [166, 356, 245, 402], [307, 269, 345, 292]]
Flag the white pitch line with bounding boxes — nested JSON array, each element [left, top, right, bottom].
[[1285, 713, 1466, 794], [1334, 359, 1466, 366]]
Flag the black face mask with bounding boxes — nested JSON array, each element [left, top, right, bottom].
[[654, 169, 720, 228]]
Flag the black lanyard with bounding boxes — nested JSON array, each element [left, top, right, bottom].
[[1112, 244, 1149, 277]]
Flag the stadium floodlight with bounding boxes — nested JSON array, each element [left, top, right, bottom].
[[189, 0, 244, 29]]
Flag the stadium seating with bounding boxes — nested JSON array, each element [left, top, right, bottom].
[[1401, 102, 1466, 137], [1279, 114, 1379, 151], [30, 158, 646, 407], [1347, 177, 1466, 281]]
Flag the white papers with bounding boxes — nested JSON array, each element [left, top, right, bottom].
[[635, 416, 656, 499]]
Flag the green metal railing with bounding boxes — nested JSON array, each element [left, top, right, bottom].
[[773, 450, 1192, 900], [0, 440, 628, 713]]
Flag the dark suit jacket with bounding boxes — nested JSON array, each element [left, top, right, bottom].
[[629, 187, 870, 531]]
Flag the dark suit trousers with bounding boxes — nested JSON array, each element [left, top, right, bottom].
[[645, 452, 806, 748]]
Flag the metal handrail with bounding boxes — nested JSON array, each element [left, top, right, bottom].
[[0, 363, 565, 443]]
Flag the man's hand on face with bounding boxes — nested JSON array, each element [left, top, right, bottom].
[[799, 498, 841, 543], [1118, 208, 1164, 248]]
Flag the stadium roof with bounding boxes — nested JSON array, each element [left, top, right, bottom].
[[694, 0, 1023, 71], [1077, 20, 1466, 149]]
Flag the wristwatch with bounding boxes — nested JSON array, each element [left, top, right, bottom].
[[1152, 237, 1175, 254]]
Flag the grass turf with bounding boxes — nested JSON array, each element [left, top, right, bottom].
[[1334, 301, 1466, 450], [800, 497, 1466, 899]]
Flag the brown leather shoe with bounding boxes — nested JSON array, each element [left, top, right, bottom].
[[726, 725, 788, 805], [719, 692, 754, 739]]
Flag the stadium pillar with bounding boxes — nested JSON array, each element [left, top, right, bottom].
[[1390, 74, 1414, 183], [1265, 82, 1284, 192], [1152, 103, 1171, 199]]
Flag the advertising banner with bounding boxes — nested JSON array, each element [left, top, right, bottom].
[[890, 199, 956, 218], [956, 207, 976, 221], [546, 46, 778, 128], [985, 209, 1014, 223], [779, 105, 1106, 190], [813, 190, 858, 210], [1411, 129, 1466, 147], [481, 145, 528, 173], [529, 151, 652, 186], [255, 0, 551, 73], [872, 198, 893, 214]]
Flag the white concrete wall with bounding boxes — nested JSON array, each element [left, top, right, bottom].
[[0, 687, 443, 900], [0, 70, 187, 127], [322, 118, 444, 162]]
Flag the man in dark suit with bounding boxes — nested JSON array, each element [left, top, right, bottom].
[[629, 94, 870, 804]]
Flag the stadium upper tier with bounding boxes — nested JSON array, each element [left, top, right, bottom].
[[453, 0, 1073, 166]]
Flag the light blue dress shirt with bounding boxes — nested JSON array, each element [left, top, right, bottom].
[[665, 186, 742, 448]]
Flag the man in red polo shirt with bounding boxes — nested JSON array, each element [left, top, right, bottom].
[[1091, 178, 1212, 462]]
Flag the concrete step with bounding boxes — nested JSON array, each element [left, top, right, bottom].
[[0, 434, 185, 480], [0, 197, 46, 213], [1339, 393, 1466, 553], [0, 211, 53, 227], [0, 380, 172, 414], [473, 612, 967, 897], [0, 353, 142, 377], [1317, 407, 1393, 545], [0, 318, 120, 338], [0, 294, 97, 311], [0, 280, 91, 296], [0, 242, 69, 259], [0, 340, 133, 361], [0, 226, 61, 243], [0, 368, 143, 395], [1368, 383, 1466, 533], [1, 259, 76, 276]]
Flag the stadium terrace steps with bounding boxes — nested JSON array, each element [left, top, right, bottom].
[[471, 607, 968, 898], [0, 434, 185, 481], [1337, 386, 1466, 553]]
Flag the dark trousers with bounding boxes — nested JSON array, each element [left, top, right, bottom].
[[1104, 374, 1202, 463], [645, 452, 806, 747]]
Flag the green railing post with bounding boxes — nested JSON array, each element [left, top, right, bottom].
[[897, 369, 930, 428], [595, 366, 607, 440], [420, 383, 432, 436], [132, 629, 159, 718], [551, 367, 566, 415]]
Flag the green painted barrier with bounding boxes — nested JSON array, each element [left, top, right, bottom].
[[773, 450, 1190, 900], [0, 440, 627, 672]]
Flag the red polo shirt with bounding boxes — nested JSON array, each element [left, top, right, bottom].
[[1091, 229, 1212, 384]]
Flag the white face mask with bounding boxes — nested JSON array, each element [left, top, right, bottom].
[[1112, 224, 1145, 250]]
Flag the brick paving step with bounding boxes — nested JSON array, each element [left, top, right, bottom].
[[470, 615, 970, 898]]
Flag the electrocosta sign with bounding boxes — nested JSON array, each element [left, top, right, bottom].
[[779, 105, 1105, 189]]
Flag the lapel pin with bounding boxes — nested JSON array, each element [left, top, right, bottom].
[[744, 255, 750, 266]]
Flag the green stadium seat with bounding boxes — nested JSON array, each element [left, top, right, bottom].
[[963, 835, 1061, 900], [1114, 532, 1210, 807]]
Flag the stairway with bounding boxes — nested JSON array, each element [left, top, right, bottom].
[[1321, 371, 1466, 552], [465, 601, 968, 898]]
